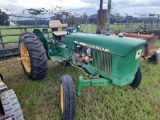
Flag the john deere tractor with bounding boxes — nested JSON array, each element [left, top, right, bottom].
[[17, 20, 147, 120], [0, 74, 24, 120]]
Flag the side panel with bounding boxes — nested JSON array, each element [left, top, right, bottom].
[[110, 45, 145, 86], [112, 45, 144, 78], [65, 34, 75, 49]]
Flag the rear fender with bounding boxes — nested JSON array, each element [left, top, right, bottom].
[[33, 29, 50, 59]]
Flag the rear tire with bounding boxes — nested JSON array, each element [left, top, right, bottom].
[[60, 75, 76, 120], [148, 51, 160, 64], [131, 67, 142, 88], [0, 89, 24, 120], [18, 33, 48, 80]]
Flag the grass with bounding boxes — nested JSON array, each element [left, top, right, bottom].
[[0, 27, 44, 42], [1, 25, 160, 119], [0, 40, 160, 120]]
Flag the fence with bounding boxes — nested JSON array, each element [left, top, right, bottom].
[[0, 26, 53, 59], [0, 23, 97, 59]]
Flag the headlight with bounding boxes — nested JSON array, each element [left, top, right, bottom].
[[77, 24, 81, 29], [135, 49, 142, 59]]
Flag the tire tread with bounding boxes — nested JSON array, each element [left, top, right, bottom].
[[60, 75, 76, 120], [131, 67, 142, 88], [18, 33, 48, 80], [0, 89, 24, 120]]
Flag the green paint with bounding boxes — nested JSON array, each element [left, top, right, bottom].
[[33, 29, 50, 59], [77, 76, 113, 96], [65, 33, 147, 56], [35, 28, 147, 96], [64, 32, 147, 90]]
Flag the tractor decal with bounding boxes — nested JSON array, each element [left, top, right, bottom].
[[74, 41, 109, 52]]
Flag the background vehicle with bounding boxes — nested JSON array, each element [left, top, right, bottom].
[[123, 33, 160, 64]]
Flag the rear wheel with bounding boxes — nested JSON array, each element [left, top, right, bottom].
[[148, 51, 160, 64], [60, 75, 76, 120], [0, 89, 24, 120], [18, 33, 48, 80], [131, 67, 142, 88]]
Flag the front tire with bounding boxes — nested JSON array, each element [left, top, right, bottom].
[[60, 75, 76, 120], [131, 67, 142, 88], [18, 33, 48, 80]]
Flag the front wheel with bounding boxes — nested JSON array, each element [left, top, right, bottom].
[[131, 67, 142, 88], [60, 75, 76, 120]]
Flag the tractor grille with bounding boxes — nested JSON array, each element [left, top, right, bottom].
[[92, 50, 113, 75]]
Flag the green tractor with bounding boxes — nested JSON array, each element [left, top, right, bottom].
[[0, 74, 24, 120], [17, 20, 147, 120]]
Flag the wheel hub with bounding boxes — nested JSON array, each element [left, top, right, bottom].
[[60, 84, 64, 112], [17, 44, 31, 73]]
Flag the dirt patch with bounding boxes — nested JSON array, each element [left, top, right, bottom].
[[0, 43, 19, 57]]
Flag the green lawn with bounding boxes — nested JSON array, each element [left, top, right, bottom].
[[1, 55, 160, 120]]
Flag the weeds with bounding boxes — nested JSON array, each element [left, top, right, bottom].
[[0, 56, 160, 120]]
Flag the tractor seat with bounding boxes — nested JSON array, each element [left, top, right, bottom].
[[49, 20, 68, 28], [53, 31, 67, 36], [49, 20, 68, 37]]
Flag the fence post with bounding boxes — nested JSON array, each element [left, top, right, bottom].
[[157, 15, 159, 29], [0, 32, 6, 59], [144, 19, 146, 31], [151, 20, 153, 30]]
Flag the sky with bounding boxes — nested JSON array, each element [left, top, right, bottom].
[[0, 0, 160, 16]]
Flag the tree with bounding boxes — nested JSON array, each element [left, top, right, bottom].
[[114, 12, 123, 21], [68, 15, 76, 25], [51, 6, 71, 23], [0, 9, 9, 26], [24, 8, 47, 18], [81, 12, 89, 25], [23, 8, 48, 25]]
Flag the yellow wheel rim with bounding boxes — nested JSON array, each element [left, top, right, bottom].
[[20, 43, 31, 73], [60, 84, 64, 112]]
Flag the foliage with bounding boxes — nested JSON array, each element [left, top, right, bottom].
[[0, 9, 9, 26], [114, 12, 123, 21], [49, 6, 89, 25], [81, 12, 89, 25], [24, 8, 47, 16]]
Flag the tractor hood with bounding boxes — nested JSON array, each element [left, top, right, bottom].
[[65, 33, 147, 56]]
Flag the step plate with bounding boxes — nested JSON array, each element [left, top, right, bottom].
[[50, 56, 66, 62]]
